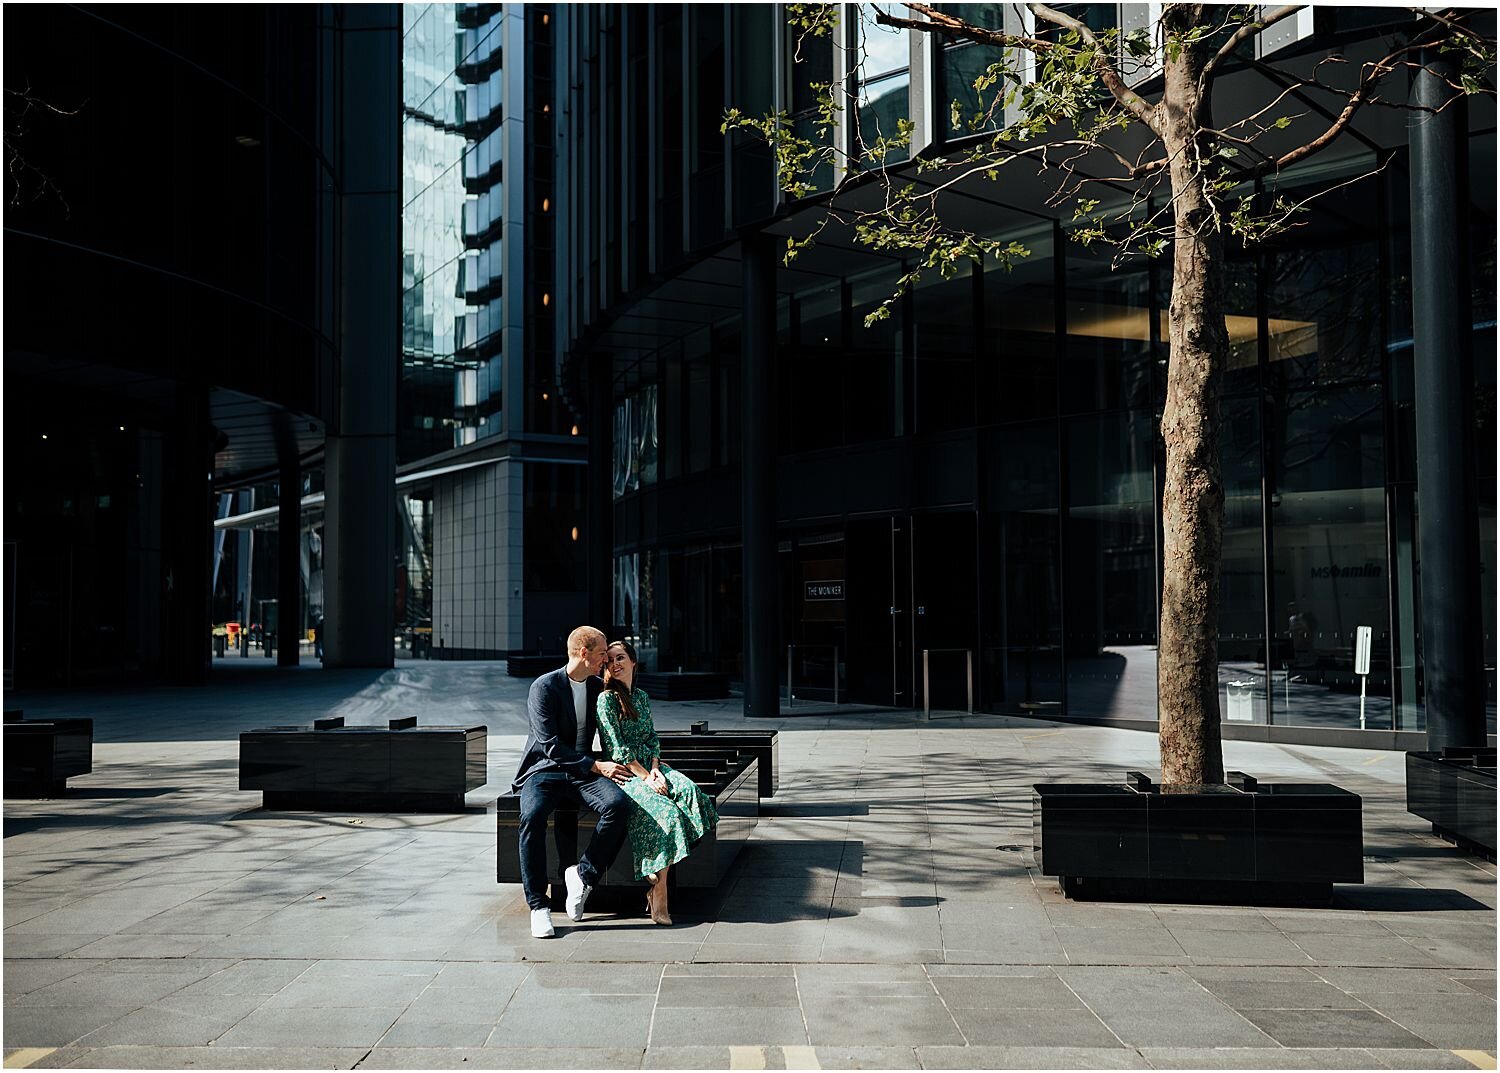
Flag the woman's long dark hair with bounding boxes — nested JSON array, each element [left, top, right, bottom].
[[602, 640, 640, 721]]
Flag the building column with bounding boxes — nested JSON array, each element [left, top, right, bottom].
[[1410, 51, 1483, 749], [324, 5, 400, 668], [587, 351, 614, 632], [161, 384, 213, 685], [741, 232, 780, 718], [278, 458, 301, 667]]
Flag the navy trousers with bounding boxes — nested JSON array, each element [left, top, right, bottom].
[[518, 771, 630, 910]]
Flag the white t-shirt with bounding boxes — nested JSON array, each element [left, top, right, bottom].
[[569, 675, 587, 728]]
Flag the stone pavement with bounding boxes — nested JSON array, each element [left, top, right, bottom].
[[3, 660, 1495, 1070]]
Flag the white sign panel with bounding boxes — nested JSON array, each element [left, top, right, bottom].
[[1354, 625, 1373, 677]]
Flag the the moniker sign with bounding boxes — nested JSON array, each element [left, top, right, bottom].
[[804, 581, 845, 601]]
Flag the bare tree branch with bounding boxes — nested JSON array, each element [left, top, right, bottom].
[[1199, 5, 1305, 94], [1027, 3, 1162, 135]]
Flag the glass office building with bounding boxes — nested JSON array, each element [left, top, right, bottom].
[[397, 3, 586, 659], [554, 6, 1496, 741]]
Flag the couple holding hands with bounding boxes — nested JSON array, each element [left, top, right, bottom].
[[511, 626, 719, 938]]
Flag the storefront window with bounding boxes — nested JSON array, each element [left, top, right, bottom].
[[914, 260, 976, 433]]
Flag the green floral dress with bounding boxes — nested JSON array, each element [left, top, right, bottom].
[[596, 688, 719, 880]]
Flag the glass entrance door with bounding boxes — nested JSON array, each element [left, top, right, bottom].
[[845, 516, 913, 706], [912, 513, 978, 711]]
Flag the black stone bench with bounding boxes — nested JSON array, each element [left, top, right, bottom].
[[496, 746, 759, 908], [240, 716, 486, 811], [659, 727, 778, 798], [4, 709, 93, 798], [1406, 748, 1496, 860], [507, 655, 561, 678], [636, 672, 730, 700], [1034, 771, 1364, 904]]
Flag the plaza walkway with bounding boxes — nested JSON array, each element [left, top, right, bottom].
[[2, 660, 1495, 1070]]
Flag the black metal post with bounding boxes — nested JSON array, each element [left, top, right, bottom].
[[1410, 51, 1482, 749], [587, 350, 614, 632], [742, 232, 780, 718], [278, 459, 301, 667]]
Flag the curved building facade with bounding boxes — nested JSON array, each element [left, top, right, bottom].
[[553, 5, 1496, 744]]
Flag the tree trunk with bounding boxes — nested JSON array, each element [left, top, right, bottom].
[[1157, 34, 1226, 785]]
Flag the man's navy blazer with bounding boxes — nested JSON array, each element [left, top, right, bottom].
[[511, 666, 603, 791]]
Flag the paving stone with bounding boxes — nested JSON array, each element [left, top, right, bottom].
[[375, 1019, 497, 1047], [23, 1045, 366, 1069], [648, 1005, 812, 1047], [1192, 980, 1368, 1010], [802, 996, 965, 1047], [490, 994, 654, 1048], [929, 975, 1083, 1009], [520, 961, 663, 995], [912, 1045, 1152, 1068], [261, 971, 433, 1009], [2, 959, 108, 997], [1364, 1048, 1494, 1069], [1139, 1047, 1394, 1068], [948, 1006, 1123, 1048], [656, 975, 801, 1007], [2, 1006, 136, 1049], [171, 959, 314, 997], [662, 963, 794, 978], [212, 1006, 404, 1048], [1236, 1008, 1432, 1049], [1314, 967, 1493, 994]]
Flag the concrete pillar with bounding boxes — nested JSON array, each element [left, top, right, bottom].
[[741, 233, 779, 718], [161, 384, 213, 685], [324, 4, 400, 668], [278, 459, 301, 667], [587, 351, 614, 631], [1410, 51, 1483, 749]]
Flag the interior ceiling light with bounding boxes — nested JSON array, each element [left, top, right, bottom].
[[570, 526, 579, 542], [542, 293, 551, 307], [234, 134, 261, 148], [541, 197, 550, 212], [542, 12, 550, 24], [542, 392, 549, 401], [570, 425, 579, 436]]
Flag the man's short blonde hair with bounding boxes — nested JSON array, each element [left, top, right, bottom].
[[567, 626, 607, 657]]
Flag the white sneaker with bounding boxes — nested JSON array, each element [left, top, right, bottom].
[[530, 907, 555, 938], [563, 865, 592, 922]]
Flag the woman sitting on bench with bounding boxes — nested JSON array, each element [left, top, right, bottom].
[[597, 640, 719, 925]]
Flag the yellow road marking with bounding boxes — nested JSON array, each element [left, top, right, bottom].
[[783, 1045, 821, 1069], [1454, 1051, 1496, 1069], [729, 1046, 767, 1069], [5, 1050, 56, 1069]]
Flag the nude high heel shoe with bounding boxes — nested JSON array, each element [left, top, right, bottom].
[[649, 870, 673, 926]]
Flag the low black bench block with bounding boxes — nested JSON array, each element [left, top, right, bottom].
[[659, 730, 778, 798], [496, 750, 760, 903], [507, 655, 561, 678], [4, 713, 93, 797], [1034, 774, 1363, 903], [240, 721, 487, 812], [636, 672, 730, 700], [1406, 749, 1497, 859]]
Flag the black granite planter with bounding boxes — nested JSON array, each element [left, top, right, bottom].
[[1406, 748, 1496, 860], [4, 710, 93, 797], [658, 727, 778, 798], [1033, 771, 1364, 904], [240, 717, 487, 811]]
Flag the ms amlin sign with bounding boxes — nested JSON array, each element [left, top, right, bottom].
[[805, 580, 845, 601]]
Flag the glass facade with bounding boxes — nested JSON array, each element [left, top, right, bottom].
[[559, 4, 1496, 737], [605, 142, 1496, 734], [401, 3, 514, 461]]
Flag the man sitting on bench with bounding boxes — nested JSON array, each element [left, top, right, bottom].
[[511, 626, 632, 938]]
